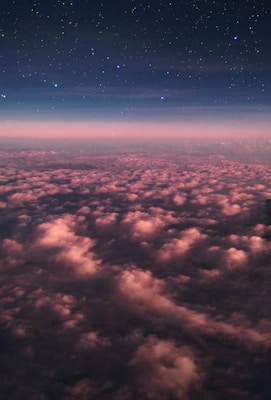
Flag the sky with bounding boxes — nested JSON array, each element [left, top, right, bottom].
[[1, 3, 271, 396], [0, 0, 270, 137]]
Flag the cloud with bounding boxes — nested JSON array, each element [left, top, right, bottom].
[[157, 227, 206, 261], [2, 238, 24, 266], [225, 247, 247, 270], [35, 214, 100, 275], [126, 193, 139, 202], [121, 208, 178, 241], [1, 139, 271, 399], [228, 233, 270, 253], [36, 215, 80, 247], [173, 193, 187, 206], [118, 267, 271, 346], [2, 238, 23, 255], [35, 292, 75, 319], [130, 336, 200, 399], [78, 331, 110, 349], [0, 200, 7, 208], [95, 212, 118, 231], [8, 191, 37, 204]]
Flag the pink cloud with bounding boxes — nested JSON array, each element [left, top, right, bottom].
[[36, 215, 80, 247], [78, 331, 110, 348], [228, 233, 270, 253], [200, 269, 222, 278], [77, 206, 91, 215], [173, 194, 187, 206], [121, 209, 177, 241], [0, 185, 13, 195], [9, 191, 37, 204], [118, 267, 271, 346], [126, 193, 139, 202], [35, 292, 77, 319], [35, 214, 100, 275], [54, 244, 98, 276], [95, 212, 118, 230], [65, 378, 94, 399], [2, 238, 24, 266], [218, 198, 242, 216], [225, 247, 247, 270], [130, 336, 200, 399], [2, 238, 23, 255], [157, 227, 206, 261]]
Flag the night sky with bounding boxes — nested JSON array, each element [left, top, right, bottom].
[[2, 3, 271, 399], [0, 0, 270, 136]]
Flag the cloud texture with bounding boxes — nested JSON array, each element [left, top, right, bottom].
[[0, 138, 271, 399]]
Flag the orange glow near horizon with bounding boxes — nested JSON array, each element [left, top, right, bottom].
[[0, 119, 270, 139]]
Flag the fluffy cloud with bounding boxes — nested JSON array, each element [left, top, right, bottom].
[[2, 238, 23, 255], [35, 214, 100, 275], [78, 331, 110, 348], [130, 336, 200, 399], [118, 267, 271, 346], [157, 227, 206, 261], [225, 247, 247, 269], [1, 238, 24, 266], [121, 208, 177, 241], [95, 212, 118, 231]]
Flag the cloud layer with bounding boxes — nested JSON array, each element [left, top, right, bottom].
[[1, 138, 271, 399]]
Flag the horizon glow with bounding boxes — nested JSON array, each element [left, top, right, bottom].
[[0, 114, 270, 140]]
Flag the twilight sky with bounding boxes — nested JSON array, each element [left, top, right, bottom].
[[0, 0, 270, 137]]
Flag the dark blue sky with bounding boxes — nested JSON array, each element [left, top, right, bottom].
[[0, 0, 270, 125]]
